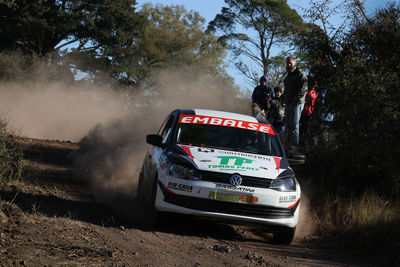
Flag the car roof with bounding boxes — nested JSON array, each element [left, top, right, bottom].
[[177, 109, 267, 124]]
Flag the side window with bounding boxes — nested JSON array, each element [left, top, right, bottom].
[[160, 116, 175, 143], [157, 116, 169, 135]]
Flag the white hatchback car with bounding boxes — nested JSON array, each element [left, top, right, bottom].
[[138, 109, 305, 244]]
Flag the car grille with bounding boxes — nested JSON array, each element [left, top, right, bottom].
[[199, 170, 272, 189], [160, 182, 298, 219]]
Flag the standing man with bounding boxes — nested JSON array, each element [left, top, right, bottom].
[[251, 75, 275, 120], [283, 56, 308, 152]]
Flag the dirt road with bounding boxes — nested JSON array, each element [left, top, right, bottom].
[[0, 138, 365, 266]]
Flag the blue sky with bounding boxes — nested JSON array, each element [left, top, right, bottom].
[[136, 0, 393, 90], [136, 0, 390, 23]]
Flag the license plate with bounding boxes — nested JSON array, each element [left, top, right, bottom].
[[208, 191, 258, 203]]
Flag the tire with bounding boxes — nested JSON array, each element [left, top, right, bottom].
[[147, 176, 163, 227], [137, 171, 145, 200], [272, 226, 296, 245]]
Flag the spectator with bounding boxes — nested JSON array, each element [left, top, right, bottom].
[[251, 75, 275, 120], [300, 77, 318, 148], [283, 56, 308, 152], [251, 103, 267, 121], [268, 86, 285, 141]]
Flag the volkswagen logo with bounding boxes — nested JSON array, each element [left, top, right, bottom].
[[230, 174, 242, 187]]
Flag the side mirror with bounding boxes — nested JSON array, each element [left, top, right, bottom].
[[287, 152, 306, 165], [146, 134, 164, 147]]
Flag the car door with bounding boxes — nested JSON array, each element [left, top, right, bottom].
[[143, 113, 176, 202]]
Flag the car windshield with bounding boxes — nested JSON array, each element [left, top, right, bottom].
[[175, 123, 283, 157]]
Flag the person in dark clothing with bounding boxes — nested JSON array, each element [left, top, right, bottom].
[[251, 75, 275, 120], [268, 86, 285, 141], [283, 56, 308, 152]]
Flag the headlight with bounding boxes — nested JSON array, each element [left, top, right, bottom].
[[167, 163, 201, 180], [269, 177, 296, 192]]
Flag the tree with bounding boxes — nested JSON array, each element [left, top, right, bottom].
[[0, 0, 144, 86], [131, 4, 229, 90], [207, 0, 304, 86], [0, 0, 143, 56], [295, 1, 400, 193]]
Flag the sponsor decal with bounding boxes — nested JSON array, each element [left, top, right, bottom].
[[208, 156, 259, 171], [197, 189, 202, 194], [199, 159, 212, 163], [279, 195, 297, 203], [217, 156, 252, 165], [198, 147, 214, 153], [208, 191, 258, 203], [179, 145, 194, 160], [216, 184, 255, 193], [179, 114, 275, 135], [260, 167, 269, 170], [167, 182, 193, 193], [274, 157, 281, 172], [218, 151, 271, 161], [208, 165, 259, 171]]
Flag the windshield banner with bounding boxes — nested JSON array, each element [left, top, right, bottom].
[[179, 114, 275, 135]]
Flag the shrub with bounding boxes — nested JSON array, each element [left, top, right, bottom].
[[0, 117, 24, 188]]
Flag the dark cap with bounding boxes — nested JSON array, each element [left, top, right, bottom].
[[259, 75, 268, 84]]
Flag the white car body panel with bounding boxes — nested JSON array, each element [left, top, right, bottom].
[[142, 109, 302, 230]]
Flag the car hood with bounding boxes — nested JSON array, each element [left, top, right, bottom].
[[172, 144, 289, 179]]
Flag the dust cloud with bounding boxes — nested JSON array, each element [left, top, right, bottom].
[[72, 67, 242, 222], [0, 81, 128, 141], [295, 195, 316, 240], [1, 63, 315, 236], [0, 60, 244, 222]]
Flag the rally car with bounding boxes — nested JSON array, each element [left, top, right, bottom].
[[138, 109, 305, 244]]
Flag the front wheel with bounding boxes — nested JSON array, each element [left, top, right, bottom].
[[147, 176, 165, 227], [137, 171, 145, 200], [272, 226, 296, 245]]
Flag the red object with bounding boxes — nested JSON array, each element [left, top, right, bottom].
[[273, 157, 281, 172], [302, 89, 318, 117], [179, 145, 194, 160], [288, 198, 300, 209]]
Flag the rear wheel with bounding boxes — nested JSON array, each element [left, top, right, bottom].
[[272, 226, 296, 245]]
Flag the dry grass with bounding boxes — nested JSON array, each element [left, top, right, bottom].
[[0, 117, 25, 189], [303, 188, 400, 264], [315, 190, 396, 227]]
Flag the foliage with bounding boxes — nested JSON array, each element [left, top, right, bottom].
[[0, 0, 144, 88], [294, 2, 400, 262], [207, 0, 304, 86], [0, 0, 143, 56], [0, 50, 74, 82], [0, 117, 24, 188], [66, 0, 145, 89], [0, 1, 238, 96], [297, 2, 400, 194], [131, 4, 229, 90]]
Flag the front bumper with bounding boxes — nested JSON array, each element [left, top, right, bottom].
[[155, 177, 300, 228]]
